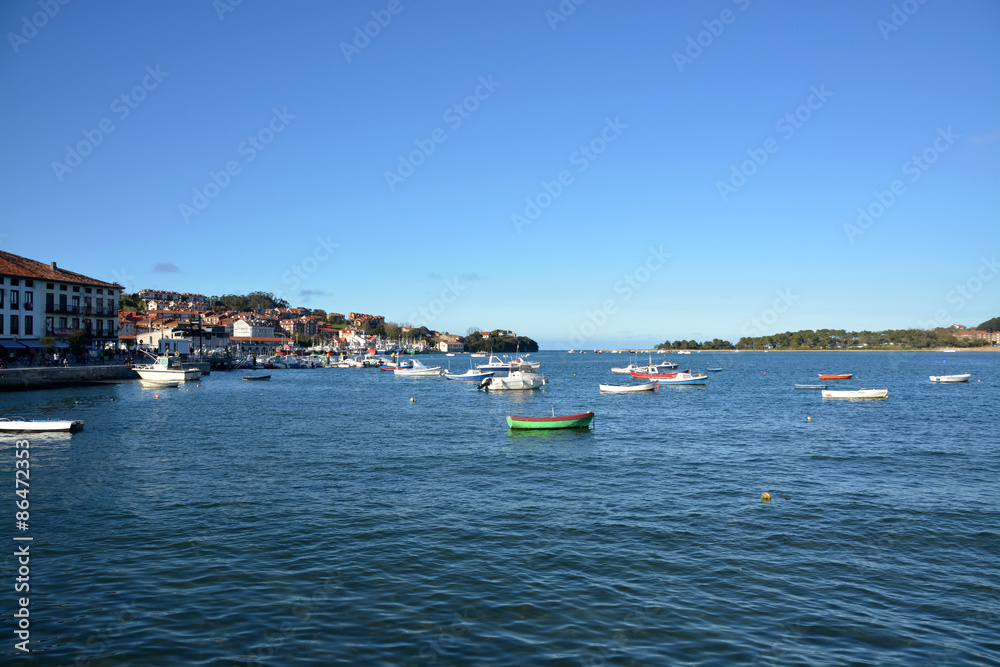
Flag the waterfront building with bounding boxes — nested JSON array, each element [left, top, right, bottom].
[[0, 250, 120, 357], [951, 330, 999, 345]]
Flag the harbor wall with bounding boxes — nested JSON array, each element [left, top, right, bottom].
[[0, 365, 139, 392]]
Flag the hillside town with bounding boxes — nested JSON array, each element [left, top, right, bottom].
[[0, 250, 524, 366]]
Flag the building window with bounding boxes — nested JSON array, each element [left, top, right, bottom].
[[46, 283, 53, 289], [84, 296, 92, 314], [46, 293, 53, 311], [10, 315, 18, 335], [72, 318, 79, 330], [10, 278, 19, 286], [59, 317, 67, 330], [71, 296, 79, 313], [25, 280, 32, 287], [0, 289, 4, 308], [72, 286, 79, 292], [24, 292, 32, 311], [0, 317, 3, 334], [96, 320, 104, 336], [10, 291, 18, 310], [60, 285, 67, 291], [45, 317, 53, 334], [85, 287, 92, 293], [24, 316, 32, 336]]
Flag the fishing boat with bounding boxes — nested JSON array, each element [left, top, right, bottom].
[[655, 371, 708, 385], [930, 374, 971, 383], [794, 384, 827, 390], [140, 379, 180, 388], [132, 353, 201, 382], [821, 388, 888, 399], [394, 360, 445, 377], [242, 375, 271, 381], [818, 374, 853, 380], [444, 369, 494, 381], [507, 411, 594, 430], [0, 417, 84, 432], [479, 362, 545, 391], [599, 382, 657, 393]]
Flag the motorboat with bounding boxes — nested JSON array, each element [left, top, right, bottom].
[[394, 360, 445, 377], [654, 372, 708, 385], [0, 417, 84, 432], [599, 382, 658, 393], [477, 355, 540, 372], [479, 362, 545, 391], [444, 369, 495, 381], [821, 388, 888, 399], [930, 374, 971, 383], [133, 354, 201, 382]]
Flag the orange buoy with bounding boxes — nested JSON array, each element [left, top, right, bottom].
[[761, 492, 771, 502]]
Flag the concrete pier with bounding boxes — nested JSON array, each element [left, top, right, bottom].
[[0, 365, 139, 392]]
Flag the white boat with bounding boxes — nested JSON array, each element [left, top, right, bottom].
[[611, 364, 642, 375], [478, 362, 545, 391], [655, 371, 708, 385], [599, 382, 658, 393], [477, 355, 540, 372], [677, 350, 692, 354], [470, 353, 487, 358], [133, 354, 200, 382], [444, 368, 494, 381], [140, 379, 181, 388], [394, 359, 445, 377], [930, 374, 971, 383], [822, 388, 888, 399], [0, 417, 84, 432]]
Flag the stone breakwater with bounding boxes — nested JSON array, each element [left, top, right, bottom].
[[0, 365, 139, 392]]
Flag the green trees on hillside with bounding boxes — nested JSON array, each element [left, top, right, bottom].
[[733, 328, 988, 350]]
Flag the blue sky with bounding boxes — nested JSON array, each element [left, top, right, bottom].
[[1, 0, 998, 348]]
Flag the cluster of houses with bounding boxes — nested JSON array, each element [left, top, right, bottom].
[[0, 249, 528, 360]]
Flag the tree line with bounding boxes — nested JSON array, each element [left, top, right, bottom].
[[732, 328, 989, 350]]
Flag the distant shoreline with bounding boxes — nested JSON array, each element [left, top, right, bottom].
[[554, 347, 999, 353]]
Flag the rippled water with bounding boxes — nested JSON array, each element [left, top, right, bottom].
[[2, 351, 998, 665]]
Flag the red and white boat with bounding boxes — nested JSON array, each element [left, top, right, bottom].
[[818, 374, 853, 380]]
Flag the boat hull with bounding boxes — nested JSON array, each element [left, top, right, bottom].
[[821, 389, 888, 399], [795, 384, 827, 390], [507, 411, 594, 429], [929, 374, 970, 383], [0, 419, 83, 432], [599, 382, 657, 393], [655, 373, 708, 385], [135, 368, 200, 382], [818, 374, 853, 380], [445, 371, 494, 381]]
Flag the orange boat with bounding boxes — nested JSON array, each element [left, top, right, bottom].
[[818, 374, 852, 380]]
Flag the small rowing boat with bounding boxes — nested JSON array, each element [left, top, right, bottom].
[[929, 374, 971, 383], [795, 384, 827, 390], [655, 372, 708, 385], [818, 374, 853, 380], [507, 411, 594, 430], [242, 375, 271, 381], [821, 388, 888, 399], [0, 417, 84, 432], [599, 382, 657, 393]]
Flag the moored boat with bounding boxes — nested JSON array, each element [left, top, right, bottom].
[[479, 362, 545, 391], [821, 388, 888, 399], [140, 379, 180, 388], [133, 353, 201, 382], [706, 366, 723, 372], [795, 384, 827, 390], [655, 372, 708, 385], [930, 374, 971, 383], [0, 417, 84, 432], [818, 374, 853, 380], [445, 369, 495, 381], [506, 411, 594, 430], [242, 375, 271, 381], [599, 382, 657, 393]]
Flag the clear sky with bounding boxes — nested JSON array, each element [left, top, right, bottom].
[[1, 0, 998, 348]]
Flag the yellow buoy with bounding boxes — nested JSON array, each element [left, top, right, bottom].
[[410, 398, 415, 402], [761, 492, 771, 502], [806, 416, 811, 422]]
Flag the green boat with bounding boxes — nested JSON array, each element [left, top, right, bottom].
[[506, 411, 594, 430]]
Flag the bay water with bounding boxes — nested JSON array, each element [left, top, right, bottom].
[[2, 351, 998, 665]]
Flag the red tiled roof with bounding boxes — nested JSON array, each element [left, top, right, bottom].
[[0, 250, 120, 288]]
